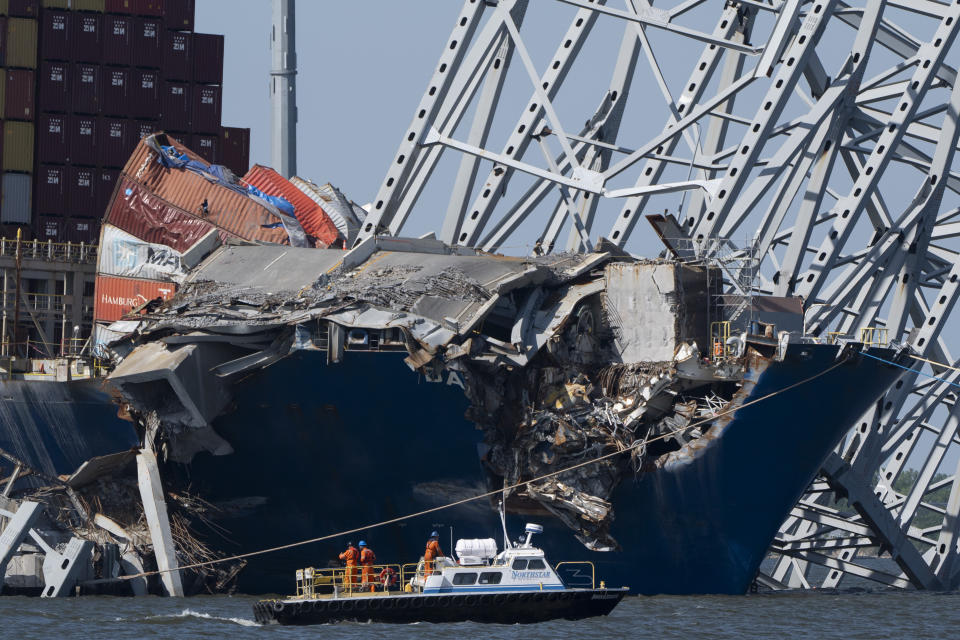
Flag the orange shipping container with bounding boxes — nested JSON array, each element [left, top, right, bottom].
[[121, 134, 293, 245], [94, 274, 176, 323], [243, 164, 340, 248]]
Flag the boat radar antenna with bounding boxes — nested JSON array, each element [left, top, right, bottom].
[[523, 523, 543, 548], [498, 498, 512, 550]]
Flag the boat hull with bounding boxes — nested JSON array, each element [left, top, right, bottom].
[[252, 588, 628, 625]]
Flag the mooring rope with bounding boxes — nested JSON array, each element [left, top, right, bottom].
[[113, 357, 850, 582], [861, 352, 960, 390]]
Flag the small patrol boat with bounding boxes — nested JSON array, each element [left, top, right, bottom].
[[252, 523, 628, 625]]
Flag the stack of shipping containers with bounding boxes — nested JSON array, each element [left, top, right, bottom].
[[0, 0, 251, 244]]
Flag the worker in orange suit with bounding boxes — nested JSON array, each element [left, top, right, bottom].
[[339, 541, 359, 590], [424, 531, 444, 578], [359, 541, 376, 593]]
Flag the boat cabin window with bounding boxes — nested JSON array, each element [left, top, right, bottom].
[[527, 559, 546, 570], [452, 572, 478, 585], [478, 571, 502, 585], [511, 559, 527, 570]]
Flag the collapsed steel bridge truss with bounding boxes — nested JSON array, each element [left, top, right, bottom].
[[365, 0, 960, 590]]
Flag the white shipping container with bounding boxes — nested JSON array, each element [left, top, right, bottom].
[[98, 224, 187, 282], [0, 173, 32, 224]]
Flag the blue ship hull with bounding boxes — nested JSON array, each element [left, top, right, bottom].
[[166, 342, 903, 595], [0, 377, 138, 480]]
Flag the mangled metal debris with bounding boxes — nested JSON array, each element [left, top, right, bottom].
[[101, 230, 794, 552]]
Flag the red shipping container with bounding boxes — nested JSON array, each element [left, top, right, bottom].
[[191, 33, 223, 85], [131, 18, 161, 68], [133, 119, 160, 141], [102, 15, 132, 66], [102, 67, 130, 116], [106, 176, 215, 252], [98, 118, 131, 168], [38, 216, 64, 243], [161, 31, 190, 81], [160, 80, 190, 131], [73, 63, 102, 114], [38, 62, 69, 113], [243, 165, 340, 247], [7, 1, 39, 18], [72, 14, 103, 63], [130, 69, 159, 118], [192, 84, 221, 134], [163, 0, 195, 31], [36, 165, 67, 215], [69, 166, 97, 217], [94, 275, 176, 323], [37, 114, 68, 165], [40, 10, 71, 61], [191, 133, 219, 164], [97, 168, 120, 215], [221, 126, 250, 176], [4, 69, 34, 121], [66, 217, 97, 244], [68, 115, 98, 166]]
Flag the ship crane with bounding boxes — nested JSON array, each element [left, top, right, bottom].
[[367, 0, 960, 591]]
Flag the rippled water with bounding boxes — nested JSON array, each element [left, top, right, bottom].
[[2, 590, 959, 639]]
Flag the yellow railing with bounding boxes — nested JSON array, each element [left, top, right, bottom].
[[825, 331, 847, 345], [0, 237, 97, 265], [294, 564, 404, 598], [554, 561, 595, 589], [710, 320, 731, 359], [860, 326, 888, 347], [2, 337, 92, 360]]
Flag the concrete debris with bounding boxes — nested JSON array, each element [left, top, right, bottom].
[[0, 442, 244, 596]]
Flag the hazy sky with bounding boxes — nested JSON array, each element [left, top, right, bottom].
[[196, 0, 458, 206]]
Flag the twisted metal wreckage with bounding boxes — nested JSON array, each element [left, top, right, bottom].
[[103, 233, 758, 552]]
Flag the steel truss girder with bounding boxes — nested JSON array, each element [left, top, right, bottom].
[[368, 0, 960, 593]]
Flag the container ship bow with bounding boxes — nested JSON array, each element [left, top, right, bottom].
[[77, 134, 906, 595]]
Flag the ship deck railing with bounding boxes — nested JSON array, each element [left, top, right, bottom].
[[293, 563, 405, 599], [0, 237, 98, 265]]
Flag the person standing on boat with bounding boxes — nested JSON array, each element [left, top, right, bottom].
[[359, 541, 376, 592], [424, 531, 444, 577], [339, 541, 360, 589]]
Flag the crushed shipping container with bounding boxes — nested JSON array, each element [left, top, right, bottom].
[[244, 164, 340, 247], [106, 175, 217, 253], [120, 135, 301, 246], [98, 224, 189, 281]]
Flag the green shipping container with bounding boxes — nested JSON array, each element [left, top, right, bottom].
[[71, 0, 105, 11], [41, 1, 71, 9], [6, 18, 37, 69], [3, 121, 33, 173]]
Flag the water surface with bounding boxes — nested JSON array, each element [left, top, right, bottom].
[[2, 589, 957, 639]]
